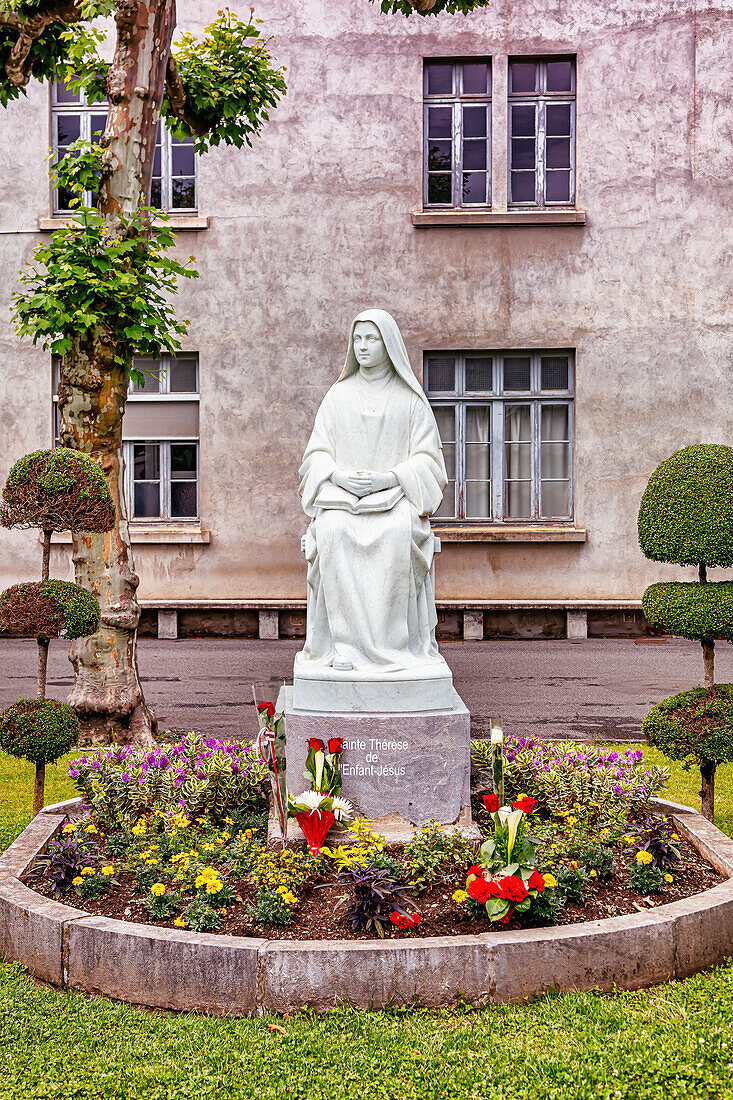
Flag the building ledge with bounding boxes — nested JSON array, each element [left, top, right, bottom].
[[38, 214, 210, 232], [411, 208, 586, 228], [432, 525, 587, 543], [52, 526, 211, 545]]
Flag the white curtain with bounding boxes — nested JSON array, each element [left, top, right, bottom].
[[504, 406, 531, 518]]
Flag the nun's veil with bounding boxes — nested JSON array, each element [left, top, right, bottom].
[[338, 309, 432, 411]]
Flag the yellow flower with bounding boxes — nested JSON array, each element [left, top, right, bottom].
[[635, 850, 653, 865], [81, 866, 96, 876], [452, 889, 469, 903], [84, 823, 98, 834], [543, 873, 558, 888], [62, 823, 77, 834], [568, 860, 578, 870], [146, 858, 160, 867], [664, 874, 674, 884], [174, 916, 186, 928], [205, 880, 223, 895], [671, 833, 680, 841], [72, 876, 83, 886], [566, 816, 577, 827], [589, 869, 598, 878], [131, 823, 146, 836], [202, 842, 217, 852], [101, 866, 114, 877], [222, 908, 227, 916], [244, 829, 253, 839], [224, 817, 233, 825]]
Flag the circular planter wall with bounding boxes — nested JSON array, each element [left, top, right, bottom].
[[1, 796, 732, 1014]]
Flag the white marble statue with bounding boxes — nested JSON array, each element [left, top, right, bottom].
[[296, 309, 451, 685]]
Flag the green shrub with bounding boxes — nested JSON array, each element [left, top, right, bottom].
[[403, 821, 476, 893], [642, 686, 733, 769], [1, 448, 114, 532], [0, 580, 100, 639], [637, 444, 733, 567], [642, 582, 733, 641], [0, 698, 79, 766]]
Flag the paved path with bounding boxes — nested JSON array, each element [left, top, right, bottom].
[[1, 636, 729, 741]]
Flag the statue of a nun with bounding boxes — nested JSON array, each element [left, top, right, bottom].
[[296, 309, 451, 681]]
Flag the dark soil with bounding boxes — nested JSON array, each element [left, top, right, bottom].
[[29, 830, 724, 941]]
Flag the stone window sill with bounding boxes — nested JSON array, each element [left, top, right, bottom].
[[38, 214, 210, 232], [52, 526, 211, 545], [411, 209, 586, 228], [431, 525, 587, 543]]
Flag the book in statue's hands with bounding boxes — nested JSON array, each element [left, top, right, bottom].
[[313, 481, 404, 514]]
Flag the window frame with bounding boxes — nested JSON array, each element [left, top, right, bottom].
[[507, 56, 576, 208], [423, 58, 492, 210], [51, 82, 198, 215], [424, 350, 575, 525], [124, 439, 200, 524]]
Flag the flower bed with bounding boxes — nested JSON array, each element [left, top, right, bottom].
[[22, 734, 723, 941]]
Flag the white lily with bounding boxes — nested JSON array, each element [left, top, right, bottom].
[[497, 806, 524, 864], [490, 727, 504, 745]]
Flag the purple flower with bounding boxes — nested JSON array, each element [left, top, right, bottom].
[[121, 773, 131, 783]]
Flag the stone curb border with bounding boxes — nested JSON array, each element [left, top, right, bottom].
[[1, 796, 732, 1014]]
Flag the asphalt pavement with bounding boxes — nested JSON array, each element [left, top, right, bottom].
[[1, 635, 729, 742]]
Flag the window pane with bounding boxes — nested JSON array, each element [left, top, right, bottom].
[[546, 171, 571, 202], [462, 141, 487, 170], [150, 178, 162, 207], [54, 80, 81, 104], [56, 114, 81, 146], [427, 174, 452, 205], [132, 358, 161, 393], [462, 172, 487, 203], [541, 480, 570, 517], [428, 106, 452, 138], [504, 480, 531, 519], [90, 113, 107, 139], [169, 358, 198, 393], [546, 137, 571, 168], [541, 356, 569, 391], [434, 482, 456, 519], [462, 106, 487, 138], [172, 178, 196, 208], [170, 443, 197, 479], [541, 443, 569, 479], [433, 405, 455, 442], [511, 104, 536, 137], [465, 358, 492, 392], [466, 405, 490, 444], [462, 62, 489, 95], [546, 60, 573, 92], [541, 406, 569, 443], [427, 63, 453, 95], [466, 481, 491, 518], [511, 172, 535, 202], [427, 358, 456, 393], [153, 143, 162, 175], [503, 358, 531, 391], [428, 140, 451, 170], [441, 443, 456, 481], [510, 62, 537, 93], [466, 446, 489, 479], [171, 481, 197, 518], [171, 144, 195, 176], [134, 482, 160, 518], [511, 138, 535, 170], [133, 444, 160, 480], [505, 405, 532, 444], [546, 103, 571, 135]]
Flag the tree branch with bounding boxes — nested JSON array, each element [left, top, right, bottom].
[[164, 53, 210, 136], [1, 2, 83, 89]]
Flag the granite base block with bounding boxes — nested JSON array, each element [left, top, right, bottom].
[[283, 686, 471, 826]]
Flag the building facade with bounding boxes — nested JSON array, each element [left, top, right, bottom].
[[0, 0, 731, 641]]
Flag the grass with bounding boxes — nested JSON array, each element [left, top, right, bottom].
[[0, 746, 732, 1100]]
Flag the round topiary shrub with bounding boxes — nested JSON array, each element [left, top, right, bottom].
[[637, 444, 733, 566], [1, 448, 115, 532], [642, 686, 733, 768], [0, 580, 100, 639], [0, 698, 80, 766], [642, 582, 733, 641]]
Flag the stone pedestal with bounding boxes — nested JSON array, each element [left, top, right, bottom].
[[281, 686, 472, 831]]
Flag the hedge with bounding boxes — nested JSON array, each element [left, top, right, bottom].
[[0, 698, 80, 767], [642, 581, 733, 641], [642, 685, 733, 768]]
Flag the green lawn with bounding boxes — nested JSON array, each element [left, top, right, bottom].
[[0, 747, 732, 1100]]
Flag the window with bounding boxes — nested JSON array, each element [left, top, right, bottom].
[[423, 59, 491, 208], [508, 57, 575, 206], [52, 81, 197, 213], [52, 353, 200, 522], [424, 351, 574, 523]]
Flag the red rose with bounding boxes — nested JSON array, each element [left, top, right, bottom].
[[483, 793, 500, 813], [468, 877, 494, 904], [467, 864, 485, 879], [498, 907, 514, 924], [307, 738, 325, 752], [528, 870, 545, 893], [327, 737, 344, 754], [512, 796, 537, 814], [498, 875, 529, 903], [257, 701, 275, 718]]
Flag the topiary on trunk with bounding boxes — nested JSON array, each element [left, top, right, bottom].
[[0, 448, 113, 814], [638, 444, 733, 820]]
